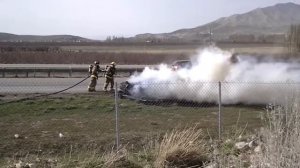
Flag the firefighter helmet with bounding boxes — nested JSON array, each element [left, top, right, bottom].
[[94, 61, 99, 65], [111, 62, 116, 66]]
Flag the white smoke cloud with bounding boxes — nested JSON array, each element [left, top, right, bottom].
[[128, 47, 300, 105]]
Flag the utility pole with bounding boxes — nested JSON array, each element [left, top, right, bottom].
[[209, 26, 213, 46]]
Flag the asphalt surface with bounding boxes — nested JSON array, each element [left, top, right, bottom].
[[0, 64, 153, 69], [0, 77, 128, 94]]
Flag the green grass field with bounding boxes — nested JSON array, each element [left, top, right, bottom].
[[0, 92, 264, 166]]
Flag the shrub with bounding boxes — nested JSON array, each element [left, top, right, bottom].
[[251, 99, 300, 167], [154, 126, 209, 168]]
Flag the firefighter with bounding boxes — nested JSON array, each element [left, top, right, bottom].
[[230, 53, 239, 64], [88, 61, 101, 92], [103, 62, 116, 91]]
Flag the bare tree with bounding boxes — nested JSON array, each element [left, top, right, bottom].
[[288, 24, 300, 53]]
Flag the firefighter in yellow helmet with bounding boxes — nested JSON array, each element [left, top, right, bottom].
[[88, 61, 101, 92], [103, 62, 117, 91]]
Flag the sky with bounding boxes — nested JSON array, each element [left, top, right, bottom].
[[0, 0, 299, 40]]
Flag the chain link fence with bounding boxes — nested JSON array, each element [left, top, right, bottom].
[[122, 81, 300, 149], [115, 81, 300, 146], [1, 78, 300, 151]]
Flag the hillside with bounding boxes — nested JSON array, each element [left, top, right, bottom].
[[134, 2, 300, 42], [0, 32, 93, 42]]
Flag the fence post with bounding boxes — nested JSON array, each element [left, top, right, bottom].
[[15, 69, 18, 78], [218, 81, 222, 140], [114, 82, 120, 151], [34, 67, 36, 78], [69, 66, 72, 77], [2, 68, 5, 78]]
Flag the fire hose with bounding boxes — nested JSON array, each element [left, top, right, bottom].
[[0, 75, 91, 105]]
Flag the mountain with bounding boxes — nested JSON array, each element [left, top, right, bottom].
[[134, 2, 300, 42], [0, 33, 94, 42]]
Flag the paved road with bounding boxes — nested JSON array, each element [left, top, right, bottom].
[[0, 77, 128, 94], [0, 64, 155, 68]]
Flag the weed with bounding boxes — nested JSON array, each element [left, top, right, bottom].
[[154, 126, 209, 167]]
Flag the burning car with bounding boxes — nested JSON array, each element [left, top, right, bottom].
[[118, 81, 150, 101], [171, 60, 192, 71], [117, 52, 240, 104], [118, 80, 217, 106]]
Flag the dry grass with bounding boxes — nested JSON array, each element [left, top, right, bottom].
[[251, 98, 300, 167], [7, 147, 140, 168], [154, 126, 209, 168], [0, 43, 291, 64], [0, 51, 189, 64], [211, 112, 253, 168], [0, 93, 262, 165], [99, 147, 138, 168]]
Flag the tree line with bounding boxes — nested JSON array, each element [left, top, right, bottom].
[[288, 24, 300, 53]]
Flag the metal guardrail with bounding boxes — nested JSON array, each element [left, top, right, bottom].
[[0, 67, 144, 78]]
